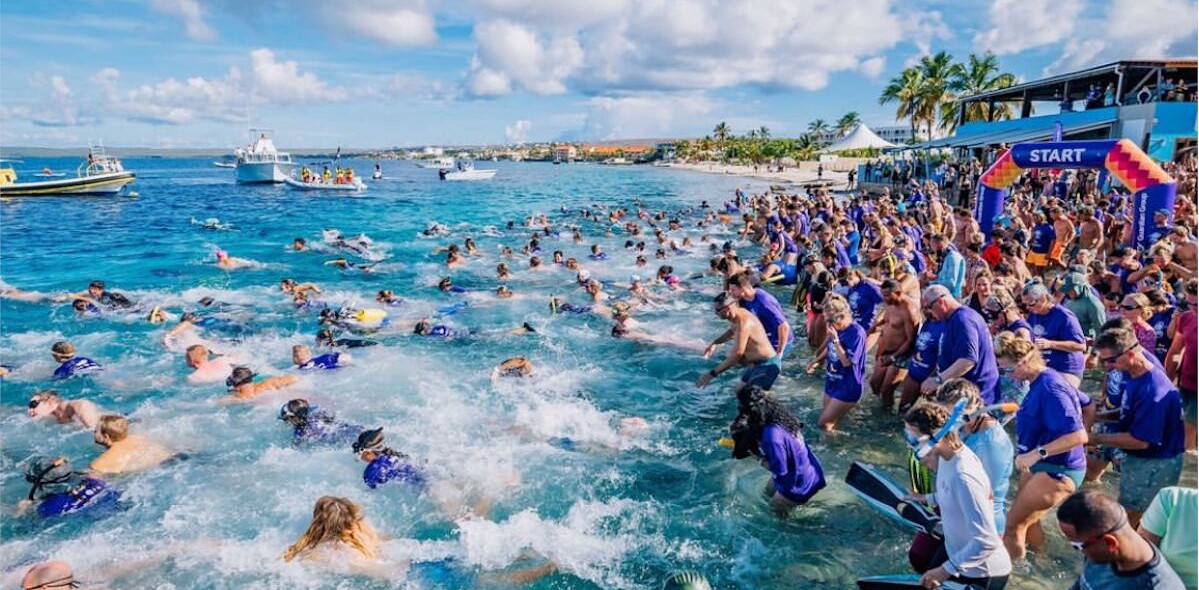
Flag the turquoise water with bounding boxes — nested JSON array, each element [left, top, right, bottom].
[[2, 158, 1090, 588]]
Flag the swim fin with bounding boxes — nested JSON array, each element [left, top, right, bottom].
[[856, 574, 970, 590], [845, 461, 941, 537]]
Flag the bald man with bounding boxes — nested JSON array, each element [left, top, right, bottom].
[[21, 560, 75, 590]]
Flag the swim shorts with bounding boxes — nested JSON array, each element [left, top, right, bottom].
[[1031, 462, 1085, 489], [1025, 251, 1048, 267], [1048, 241, 1065, 264], [741, 360, 781, 391]]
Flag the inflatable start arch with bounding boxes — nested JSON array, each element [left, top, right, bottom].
[[975, 139, 1176, 250]]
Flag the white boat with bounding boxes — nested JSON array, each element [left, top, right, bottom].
[[213, 161, 236, 169], [417, 157, 456, 169], [372, 163, 383, 179], [234, 129, 294, 183], [601, 157, 633, 165], [438, 158, 496, 181], [283, 175, 366, 192], [0, 147, 135, 197]]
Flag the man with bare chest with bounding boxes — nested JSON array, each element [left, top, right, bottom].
[[869, 279, 920, 411], [1050, 206, 1075, 269], [1077, 207, 1104, 254]]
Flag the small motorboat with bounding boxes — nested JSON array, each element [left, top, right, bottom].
[[283, 175, 366, 192], [372, 163, 383, 180], [213, 161, 236, 169], [438, 158, 496, 181], [0, 147, 135, 197], [417, 157, 456, 169]]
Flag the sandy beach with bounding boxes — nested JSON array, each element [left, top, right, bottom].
[[666, 160, 852, 188]]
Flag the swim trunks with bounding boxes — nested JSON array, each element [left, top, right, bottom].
[[740, 360, 781, 391]]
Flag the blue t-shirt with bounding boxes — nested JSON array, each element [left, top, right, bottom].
[[908, 320, 945, 382], [1030, 223, 1055, 254], [53, 357, 102, 380], [847, 281, 884, 331], [963, 423, 1014, 533], [298, 353, 342, 370], [1016, 369, 1086, 470], [908, 249, 927, 275], [425, 325, 456, 338], [363, 454, 425, 489], [935, 248, 965, 299], [1120, 368, 1185, 459], [844, 231, 862, 265], [939, 307, 1000, 404], [833, 242, 852, 271], [745, 290, 793, 351], [1028, 305, 1086, 377], [761, 424, 826, 504], [825, 323, 866, 402]]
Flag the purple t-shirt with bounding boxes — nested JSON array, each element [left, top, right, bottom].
[[939, 307, 1000, 404], [745, 290, 793, 350], [1016, 369, 1086, 470], [760, 424, 826, 504], [908, 320, 944, 382], [1028, 305, 1086, 377], [825, 323, 867, 402], [847, 281, 884, 331], [298, 352, 342, 370], [1120, 367, 1185, 459]]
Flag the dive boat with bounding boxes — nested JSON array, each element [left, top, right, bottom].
[[0, 147, 135, 196], [438, 158, 496, 181], [417, 157, 456, 169], [234, 129, 294, 183]]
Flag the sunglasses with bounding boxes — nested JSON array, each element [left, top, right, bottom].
[[922, 294, 945, 311], [1071, 515, 1127, 551], [1101, 344, 1138, 364], [27, 399, 42, 409]]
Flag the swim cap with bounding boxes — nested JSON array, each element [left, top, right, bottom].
[[279, 399, 310, 422], [630, 275, 642, 285], [352, 428, 385, 453], [662, 571, 711, 590]]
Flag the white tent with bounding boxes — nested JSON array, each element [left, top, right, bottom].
[[821, 123, 898, 152]]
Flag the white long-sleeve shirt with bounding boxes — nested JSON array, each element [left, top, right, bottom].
[[936, 447, 1013, 579]]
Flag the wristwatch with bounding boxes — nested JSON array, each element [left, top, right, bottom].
[[1036, 446, 1048, 459]]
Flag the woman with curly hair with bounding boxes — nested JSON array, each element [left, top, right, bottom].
[[729, 386, 825, 515]]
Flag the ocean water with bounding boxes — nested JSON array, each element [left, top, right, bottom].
[[0, 158, 1095, 588]]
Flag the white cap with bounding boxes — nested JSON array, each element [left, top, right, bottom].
[[630, 274, 642, 284]]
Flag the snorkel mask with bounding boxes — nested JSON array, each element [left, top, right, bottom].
[[907, 398, 968, 460]]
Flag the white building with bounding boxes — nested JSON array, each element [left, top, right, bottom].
[[422, 146, 445, 157], [873, 126, 919, 145]]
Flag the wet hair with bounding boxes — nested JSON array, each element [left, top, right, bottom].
[[50, 340, 76, 358], [283, 496, 374, 562], [89, 280, 105, 291], [227, 366, 255, 388], [96, 414, 129, 442], [413, 319, 431, 335], [29, 389, 62, 406], [730, 387, 804, 459], [1057, 490, 1126, 538]]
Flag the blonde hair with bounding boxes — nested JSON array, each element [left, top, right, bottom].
[[823, 294, 850, 318], [994, 331, 1042, 367], [96, 414, 129, 442], [283, 496, 375, 562]]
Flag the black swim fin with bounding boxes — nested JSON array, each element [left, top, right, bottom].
[[845, 461, 942, 537]]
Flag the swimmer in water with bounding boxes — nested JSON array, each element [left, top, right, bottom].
[[26, 390, 102, 429], [491, 356, 533, 381], [292, 344, 350, 370], [352, 428, 426, 489], [280, 278, 321, 296], [71, 297, 102, 316], [55, 280, 134, 308], [184, 344, 238, 384], [49, 341, 102, 380], [222, 366, 299, 402], [316, 329, 378, 349], [214, 248, 253, 270], [90, 415, 176, 475], [292, 237, 308, 251], [375, 290, 404, 307], [279, 399, 361, 446], [18, 456, 115, 519], [438, 277, 466, 293], [147, 306, 169, 324], [325, 257, 377, 273], [496, 262, 511, 279]]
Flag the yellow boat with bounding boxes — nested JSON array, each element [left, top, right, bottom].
[[0, 147, 135, 196]]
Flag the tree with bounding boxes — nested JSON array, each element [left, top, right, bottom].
[[879, 67, 926, 139], [942, 52, 1019, 133], [712, 122, 731, 161], [836, 112, 861, 137], [917, 50, 961, 142], [807, 119, 830, 143], [757, 126, 771, 141]]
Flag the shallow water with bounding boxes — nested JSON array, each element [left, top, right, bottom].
[[0, 158, 1154, 588]]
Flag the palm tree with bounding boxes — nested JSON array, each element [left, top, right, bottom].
[[757, 126, 770, 141], [916, 50, 960, 142], [807, 119, 830, 143], [879, 67, 926, 139], [712, 122, 731, 161], [942, 52, 1019, 133], [836, 112, 861, 137]]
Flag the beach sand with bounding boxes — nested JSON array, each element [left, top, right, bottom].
[[666, 161, 852, 188]]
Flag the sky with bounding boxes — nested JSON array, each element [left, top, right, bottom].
[[1, 0, 1195, 148]]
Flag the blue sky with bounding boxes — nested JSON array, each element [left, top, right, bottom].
[[1, 0, 1195, 148]]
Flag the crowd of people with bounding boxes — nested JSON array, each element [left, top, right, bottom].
[[4, 149, 1198, 589]]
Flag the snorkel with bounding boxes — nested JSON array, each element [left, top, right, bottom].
[[907, 400, 1020, 459]]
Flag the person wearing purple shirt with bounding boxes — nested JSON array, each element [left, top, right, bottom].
[[806, 296, 866, 432], [843, 270, 884, 331], [1092, 328, 1185, 527], [919, 286, 999, 404], [994, 332, 1089, 562], [1021, 283, 1087, 389], [729, 386, 825, 515], [727, 272, 793, 359]]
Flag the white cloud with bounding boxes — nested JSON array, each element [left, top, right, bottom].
[[320, 0, 437, 46], [151, 0, 217, 41], [577, 92, 719, 140], [49, 75, 72, 101], [858, 56, 887, 79], [973, 0, 1083, 55], [466, 20, 583, 96], [504, 119, 532, 143], [1043, 0, 1197, 74], [249, 48, 348, 103]]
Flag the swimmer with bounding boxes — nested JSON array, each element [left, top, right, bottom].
[[316, 329, 378, 349], [292, 237, 308, 251], [438, 276, 466, 293], [19, 456, 116, 519], [222, 366, 299, 402], [413, 318, 460, 338], [496, 262, 511, 279], [147, 305, 168, 324], [550, 296, 591, 315], [49, 341, 102, 380], [214, 248, 253, 270], [325, 258, 377, 272], [697, 293, 779, 393], [496, 285, 514, 299], [184, 344, 237, 384], [352, 428, 426, 489], [375, 289, 405, 307], [491, 356, 533, 381], [71, 297, 102, 315], [90, 415, 176, 475], [729, 386, 825, 515], [0, 281, 48, 302], [611, 316, 705, 352], [292, 344, 350, 371], [26, 390, 101, 429], [279, 399, 361, 446], [280, 278, 321, 295], [282, 496, 391, 576], [56, 280, 134, 308]]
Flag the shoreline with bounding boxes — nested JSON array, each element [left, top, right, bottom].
[[664, 161, 851, 189]]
